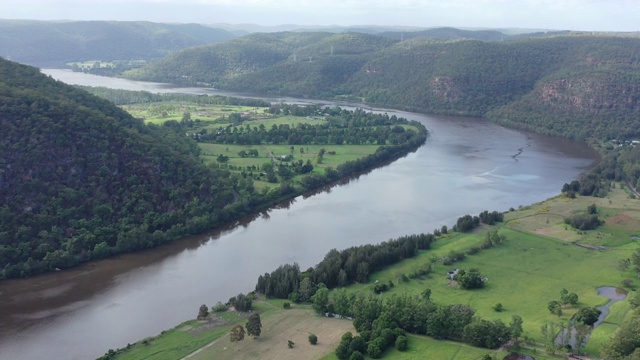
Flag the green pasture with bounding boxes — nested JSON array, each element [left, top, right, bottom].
[[319, 334, 510, 360], [505, 189, 640, 248], [111, 187, 640, 359], [331, 189, 640, 356], [197, 143, 380, 190], [122, 103, 268, 125], [261, 144, 380, 169], [110, 320, 231, 360]]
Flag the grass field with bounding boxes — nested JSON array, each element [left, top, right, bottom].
[[187, 306, 354, 360], [122, 103, 267, 126], [198, 143, 380, 191], [110, 187, 640, 359], [110, 319, 233, 360], [327, 187, 639, 357]]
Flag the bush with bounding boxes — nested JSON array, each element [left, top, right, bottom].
[[212, 302, 227, 312], [395, 335, 408, 351], [228, 293, 252, 311], [283, 302, 291, 309], [493, 303, 503, 312], [348, 351, 364, 360], [564, 214, 603, 230], [456, 268, 485, 289], [308, 333, 318, 345], [287, 340, 295, 348], [575, 307, 602, 326]]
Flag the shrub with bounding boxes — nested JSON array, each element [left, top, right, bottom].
[[493, 303, 503, 312], [283, 302, 291, 309], [212, 302, 227, 312], [564, 214, 603, 230], [287, 340, 294, 348], [308, 333, 318, 345], [395, 335, 408, 351], [467, 246, 481, 255], [456, 268, 485, 289]]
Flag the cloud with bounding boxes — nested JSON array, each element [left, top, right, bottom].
[[1, 0, 638, 31]]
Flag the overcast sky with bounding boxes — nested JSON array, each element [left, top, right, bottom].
[[1, 0, 638, 32]]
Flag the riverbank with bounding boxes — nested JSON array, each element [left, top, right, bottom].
[[104, 186, 639, 359], [0, 70, 598, 360]]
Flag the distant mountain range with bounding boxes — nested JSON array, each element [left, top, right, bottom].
[[123, 31, 640, 141], [0, 20, 236, 66]]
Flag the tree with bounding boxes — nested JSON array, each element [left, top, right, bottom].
[[548, 300, 562, 316], [509, 315, 523, 340], [422, 288, 432, 301], [312, 285, 329, 314], [246, 313, 262, 338], [348, 351, 364, 360], [574, 322, 590, 354], [630, 291, 640, 309], [457, 268, 485, 289], [197, 304, 209, 320], [299, 277, 314, 302], [229, 293, 253, 311], [632, 248, 640, 273], [308, 333, 318, 345], [335, 332, 353, 359], [349, 336, 366, 353], [230, 324, 245, 348], [575, 307, 601, 326], [287, 340, 295, 348], [603, 310, 640, 359], [617, 258, 631, 272], [395, 335, 408, 351], [367, 337, 385, 359], [560, 288, 569, 305]]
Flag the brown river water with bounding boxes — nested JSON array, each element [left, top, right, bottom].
[[0, 69, 599, 360]]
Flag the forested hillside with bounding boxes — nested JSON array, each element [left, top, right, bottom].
[[128, 31, 640, 140], [0, 58, 428, 279], [0, 58, 238, 278], [0, 20, 235, 66]]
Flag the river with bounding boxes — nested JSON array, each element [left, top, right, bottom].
[[0, 69, 599, 360]]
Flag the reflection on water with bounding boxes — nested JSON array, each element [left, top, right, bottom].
[[0, 69, 599, 360]]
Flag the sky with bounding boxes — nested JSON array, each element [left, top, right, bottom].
[[1, 0, 639, 32]]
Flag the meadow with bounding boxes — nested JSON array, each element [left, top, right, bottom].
[[107, 186, 640, 360]]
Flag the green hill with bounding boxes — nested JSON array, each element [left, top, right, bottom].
[[0, 58, 237, 278], [0, 20, 236, 66], [127, 31, 640, 140]]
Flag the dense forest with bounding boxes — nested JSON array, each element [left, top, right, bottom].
[[0, 20, 235, 67], [0, 58, 426, 279], [126, 32, 640, 141]]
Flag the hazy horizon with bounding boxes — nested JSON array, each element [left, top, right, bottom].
[[1, 0, 639, 32]]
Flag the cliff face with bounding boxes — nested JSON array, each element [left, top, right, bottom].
[[539, 77, 640, 112]]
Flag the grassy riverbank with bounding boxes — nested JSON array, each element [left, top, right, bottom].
[[105, 186, 639, 359]]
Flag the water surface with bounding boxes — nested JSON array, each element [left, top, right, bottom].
[[0, 70, 598, 360]]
